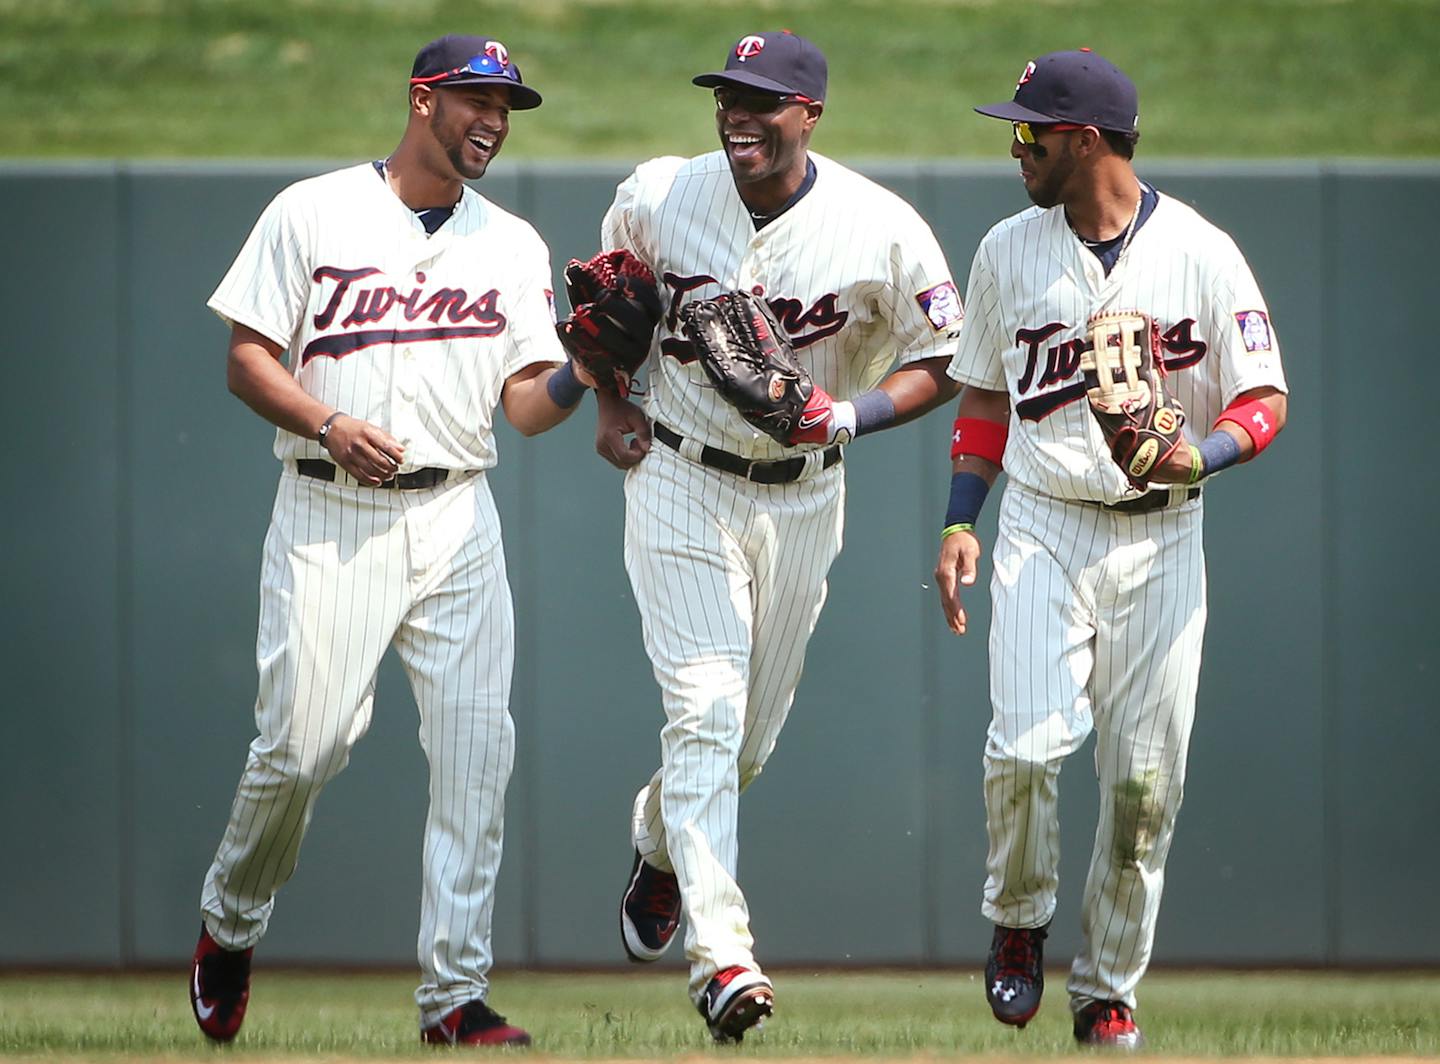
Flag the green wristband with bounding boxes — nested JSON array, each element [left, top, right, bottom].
[[941, 523, 975, 540], [1186, 445, 1204, 485]]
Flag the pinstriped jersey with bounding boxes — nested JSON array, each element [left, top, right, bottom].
[[602, 151, 963, 461], [948, 191, 1289, 504], [208, 163, 564, 471]]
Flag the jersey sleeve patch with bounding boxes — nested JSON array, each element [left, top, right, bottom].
[[916, 280, 964, 332], [1234, 309, 1273, 352], [544, 288, 557, 324]]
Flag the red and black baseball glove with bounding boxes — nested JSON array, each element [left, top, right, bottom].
[[555, 249, 661, 398]]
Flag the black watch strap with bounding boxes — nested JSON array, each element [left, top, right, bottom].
[[317, 411, 344, 448]]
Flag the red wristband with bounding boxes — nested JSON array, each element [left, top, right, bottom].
[[951, 416, 1008, 464], [1216, 398, 1277, 457]]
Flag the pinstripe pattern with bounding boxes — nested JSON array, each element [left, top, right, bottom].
[[950, 192, 1287, 505], [948, 187, 1287, 1015], [983, 484, 1204, 1009], [200, 163, 563, 1026], [603, 150, 957, 1003], [200, 472, 517, 1023], [625, 445, 844, 999], [604, 152, 959, 461]]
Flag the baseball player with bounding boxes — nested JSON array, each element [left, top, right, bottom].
[[187, 34, 594, 1048], [933, 50, 1289, 1047], [583, 31, 964, 1042]]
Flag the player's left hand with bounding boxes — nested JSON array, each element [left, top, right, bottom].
[[786, 387, 856, 446], [934, 527, 982, 636]]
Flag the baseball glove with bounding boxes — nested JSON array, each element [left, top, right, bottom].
[[1080, 310, 1187, 490], [680, 290, 815, 446], [555, 249, 661, 398]]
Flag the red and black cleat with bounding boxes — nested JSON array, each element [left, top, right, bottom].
[[984, 921, 1049, 1028], [189, 923, 253, 1042], [1074, 1000, 1145, 1049], [620, 850, 681, 962], [422, 1000, 532, 1047], [699, 965, 774, 1043]]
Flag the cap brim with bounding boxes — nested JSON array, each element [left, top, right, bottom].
[[435, 75, 542, 109], [974, 100, 1060, 124], [692, 70, 800, 96]]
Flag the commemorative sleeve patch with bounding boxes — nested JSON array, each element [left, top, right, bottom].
[[1234, 309, 1273, 352], [544, 288, 557, 324], [916, 280, 964, 332]]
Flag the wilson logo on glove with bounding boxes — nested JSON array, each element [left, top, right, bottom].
[[1080, 310, 1187, 491]]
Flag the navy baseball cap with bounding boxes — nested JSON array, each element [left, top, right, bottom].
[[692, 31, 827, 101], [976, 49, 1137, 133], [410, 34, 542, 110]]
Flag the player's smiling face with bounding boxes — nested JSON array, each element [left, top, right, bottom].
[[714, 87, 820, 190], [428, 85, 511, 180]]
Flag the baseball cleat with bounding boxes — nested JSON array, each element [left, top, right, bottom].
[[620, 849, 681, 962], [1073, 1000, 1145, 1049], [984, 921, 1049, 1027], [699, 965, 774, 1043], [189, 923, 254, 1042], [422, 1000, 532, 1047]]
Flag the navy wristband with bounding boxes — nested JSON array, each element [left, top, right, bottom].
[[1196, 429, 1243, 477], [851, 388, 897, 436], [546, 361, 588, 409], [945, 471, 991, 529]]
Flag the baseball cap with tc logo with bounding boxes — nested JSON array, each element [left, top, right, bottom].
[[975, 48, 1137, 134], [692, 30, 828, 102], [409, 34, 543, 110]]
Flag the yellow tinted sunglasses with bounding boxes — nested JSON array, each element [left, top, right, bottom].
[[1012, 120, 1090, 145]]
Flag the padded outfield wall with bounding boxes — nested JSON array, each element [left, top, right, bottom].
[[1, 160, 1436, 969]]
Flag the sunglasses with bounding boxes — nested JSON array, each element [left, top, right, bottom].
[[411, 52, 517, 86], [714, 88, 814, 114], [1011, 120, 1091, 158]]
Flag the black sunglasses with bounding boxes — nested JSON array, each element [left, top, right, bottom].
[[714, 88, 814, 114]]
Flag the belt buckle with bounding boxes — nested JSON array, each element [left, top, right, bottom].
[[744, 458, 762, 482]]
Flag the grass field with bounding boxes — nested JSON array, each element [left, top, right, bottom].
[[2, 969, 1439, 1060], [2, 0, 1439, 159]]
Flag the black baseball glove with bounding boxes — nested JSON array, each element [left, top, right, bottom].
[[1081, 310, 1187, 489], [555, 249, 661, 398], [680, 290, 819, 446]]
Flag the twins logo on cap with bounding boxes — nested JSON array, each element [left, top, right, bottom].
[[485, 40, 508, 66], [1016, 60, 1037, 89], [736, 35, 766, 60]]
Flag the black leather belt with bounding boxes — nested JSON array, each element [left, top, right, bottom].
[[296, 459, 449, 491], [652, 422, 842, 485], [1102, 487, 1201, 514]]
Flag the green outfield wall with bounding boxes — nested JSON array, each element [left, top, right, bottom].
[[1, 161, 1435, 969]]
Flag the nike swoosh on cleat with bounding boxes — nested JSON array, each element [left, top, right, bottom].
[[193, 968, 217, 1021]]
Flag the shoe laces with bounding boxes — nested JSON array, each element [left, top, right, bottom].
[[1089, 1002, 1137, 1035], [460, 1000, 509, 1027], [640, 866, 680, 918], [994, 927, 1042, 979]]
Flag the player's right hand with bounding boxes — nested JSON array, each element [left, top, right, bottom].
[[595, 391, 651, 470], [321, 414, 405, 486], [934, 528, 981, 636]]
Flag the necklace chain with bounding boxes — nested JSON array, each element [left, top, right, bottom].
[[1074, 182, 1143, 264]]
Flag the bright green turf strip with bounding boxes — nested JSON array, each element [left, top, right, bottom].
[[1, 970, 1438, 1058], [1, 0, 1438, 159]]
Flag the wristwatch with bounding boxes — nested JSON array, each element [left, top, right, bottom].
[[317, 412, 343, 450]]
